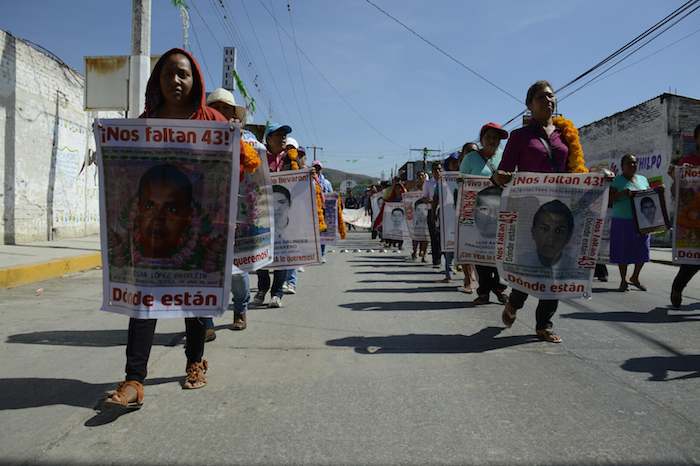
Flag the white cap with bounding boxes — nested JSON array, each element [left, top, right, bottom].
[[206, 88, 237, 106], [285, 137, 299, 149]]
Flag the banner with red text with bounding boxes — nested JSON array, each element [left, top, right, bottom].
[[455, 176, 501, 266], [402, 191, 430, 241], [495, 172, 609, 299], [321, 193, 339, 245], [96, 118, 240, 318], [672, 166, 700, 265], [439, 172, 461, 252], [233, 138, 274, 273], [267, 169, 322, 269]]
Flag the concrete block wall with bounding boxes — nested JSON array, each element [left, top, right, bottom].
[[1, 29, 120, 244]]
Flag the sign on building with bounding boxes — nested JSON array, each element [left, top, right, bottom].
[[222, 47, 237, 91]]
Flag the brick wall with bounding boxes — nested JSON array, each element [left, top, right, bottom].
[[1, 30, 121, 244]]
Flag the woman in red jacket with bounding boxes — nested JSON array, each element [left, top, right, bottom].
[[105, 48, 227, 408]]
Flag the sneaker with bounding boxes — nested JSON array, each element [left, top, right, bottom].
[[321, 257, 327, 263], [298, 267, 305, 273], [252, 291, 265, 306], [284, 284, 296, 295], [232, 313, 247, 331], [269, 296, 282, 308]]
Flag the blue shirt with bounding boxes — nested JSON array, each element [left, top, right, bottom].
[[610, 174, 650, 219], [319, 174, 333, 193], [459, 149, 503, 176]]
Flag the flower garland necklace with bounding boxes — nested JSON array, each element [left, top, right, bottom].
[[552, 115, 588, 173]]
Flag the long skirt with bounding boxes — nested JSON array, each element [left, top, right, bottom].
[[610, 217, 650, 264]]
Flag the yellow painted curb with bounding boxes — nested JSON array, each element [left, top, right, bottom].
[[0, 252, 102, 289]]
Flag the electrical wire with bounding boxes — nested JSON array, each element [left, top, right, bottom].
[[190, 20, 216, 86], [256, 0, 404, 148], [287, 0, 322, 146], [363, 0, 521, 104]]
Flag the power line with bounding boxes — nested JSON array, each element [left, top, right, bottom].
[[256, 0, 404, 148], [190, 20, 215, 86], [363, 0, 521, 104], [287, 1, 321, 146], [265, 0, 313, 143]]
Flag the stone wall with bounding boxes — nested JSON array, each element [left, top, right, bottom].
[[0, 29, 121, 244]]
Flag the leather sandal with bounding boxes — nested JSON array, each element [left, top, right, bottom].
[[629, 279, 647, 291], [232, 313, 247, 331], [473, 295, 490, 305], [183, 359, 208, 390], [104, 380, 144, 409], [494, 290, 509, 305], [501, 303, 517, 328], [536, 328, 562, 344]]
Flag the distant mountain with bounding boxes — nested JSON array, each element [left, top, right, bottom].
[[322, 168, 378, 190]]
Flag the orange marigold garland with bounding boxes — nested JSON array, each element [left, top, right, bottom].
[[287, 147, 300, 170], [240, 140, 261, 174], [315, 181, 327, 232], [337, 194, 347, 240], [552, 115, 588, 173]]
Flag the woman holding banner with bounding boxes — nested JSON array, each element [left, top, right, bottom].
[[460, 122, 510, 305], [105, 48, 229, 408], [609, 154, 651, 292], [495, 80, 589, 343], [669, 124, 700, 308]]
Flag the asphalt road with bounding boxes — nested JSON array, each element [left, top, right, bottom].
[[1, 232, 699, 466]]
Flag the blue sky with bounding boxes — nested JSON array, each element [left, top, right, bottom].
[[3, 0, 699, 177]]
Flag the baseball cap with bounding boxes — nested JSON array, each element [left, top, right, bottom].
[[479, 122, 509, 140], [312, 160, 323, 169], [264, 122, 292, 140]]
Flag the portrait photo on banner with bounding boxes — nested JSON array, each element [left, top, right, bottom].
[[672, 165, 700, 264], [382, 202, 409, 241], [631, 188, 670, 234], [268, 169, 322, 269], [402, 191, 430, 241], [497, 172, 609, 299], [455, 176, 501, 265]]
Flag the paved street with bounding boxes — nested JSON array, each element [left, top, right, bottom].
[[1, 232, 699, 465]]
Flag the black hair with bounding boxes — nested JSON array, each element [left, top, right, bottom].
[[476, 185, 503, 202], [621, 153, 636, 167], [526, 80, 553, 107], [391, 207, 404, 216], [138, 164, 192, 204], [272, 184, 291, 204], [532, 200, 574, 238], [461, 142, 478, 156], [414, 198, 430, 209], [640, 196, 655, 208]]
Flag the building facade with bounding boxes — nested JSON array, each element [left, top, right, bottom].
[[0, 29, 121, 244]]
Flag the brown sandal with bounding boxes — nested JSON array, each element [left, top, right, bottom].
[[183, 359, 208, 389], [536, 329, 562, 344], [501, 303, 517, 328], [104, 380, 144, 409]]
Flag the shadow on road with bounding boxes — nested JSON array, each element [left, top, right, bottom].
[[621, 354, 700, 381], [340, 300, 474, 311], [326, 327, 538, 354], [5, 325, 232, 348], [0, 376, 180, 412], [345, 286, 458, 294], [357, 279, 439, 285], [350, 264, 432, 268], [355, 270, 439, 275], [560, 307, 700, 324]]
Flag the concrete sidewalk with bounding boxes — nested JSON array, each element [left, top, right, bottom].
[[0, 236, 101, 288]]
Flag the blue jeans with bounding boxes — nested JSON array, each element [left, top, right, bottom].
[[321, 244, 326, 256], [203, 272, 250, 329], [444, 252, 454, 279], [287, 269, 297, 287]]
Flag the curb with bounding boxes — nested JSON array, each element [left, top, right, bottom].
[[0, 252, 102, 289]]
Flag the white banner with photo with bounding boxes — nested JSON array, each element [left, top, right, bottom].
[[597, 211, 612, 264], [439, 172, 461, 252], [382, 201, 409, 241], [455, 176, 501, 266], [672, 166, 700, 265], [371, 192, 384, 225], [496, 172, 609, 300], [267, 169, 322, 269], [402, 191, 430, 241], [96, 118, 239, 318], [321, 193, 339, 245], [233, 143, 274, 273]]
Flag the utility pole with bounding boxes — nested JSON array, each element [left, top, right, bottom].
[[128, 0, 151, 118], [308, 145, 324, 161], [410, 147, 441, 173]]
